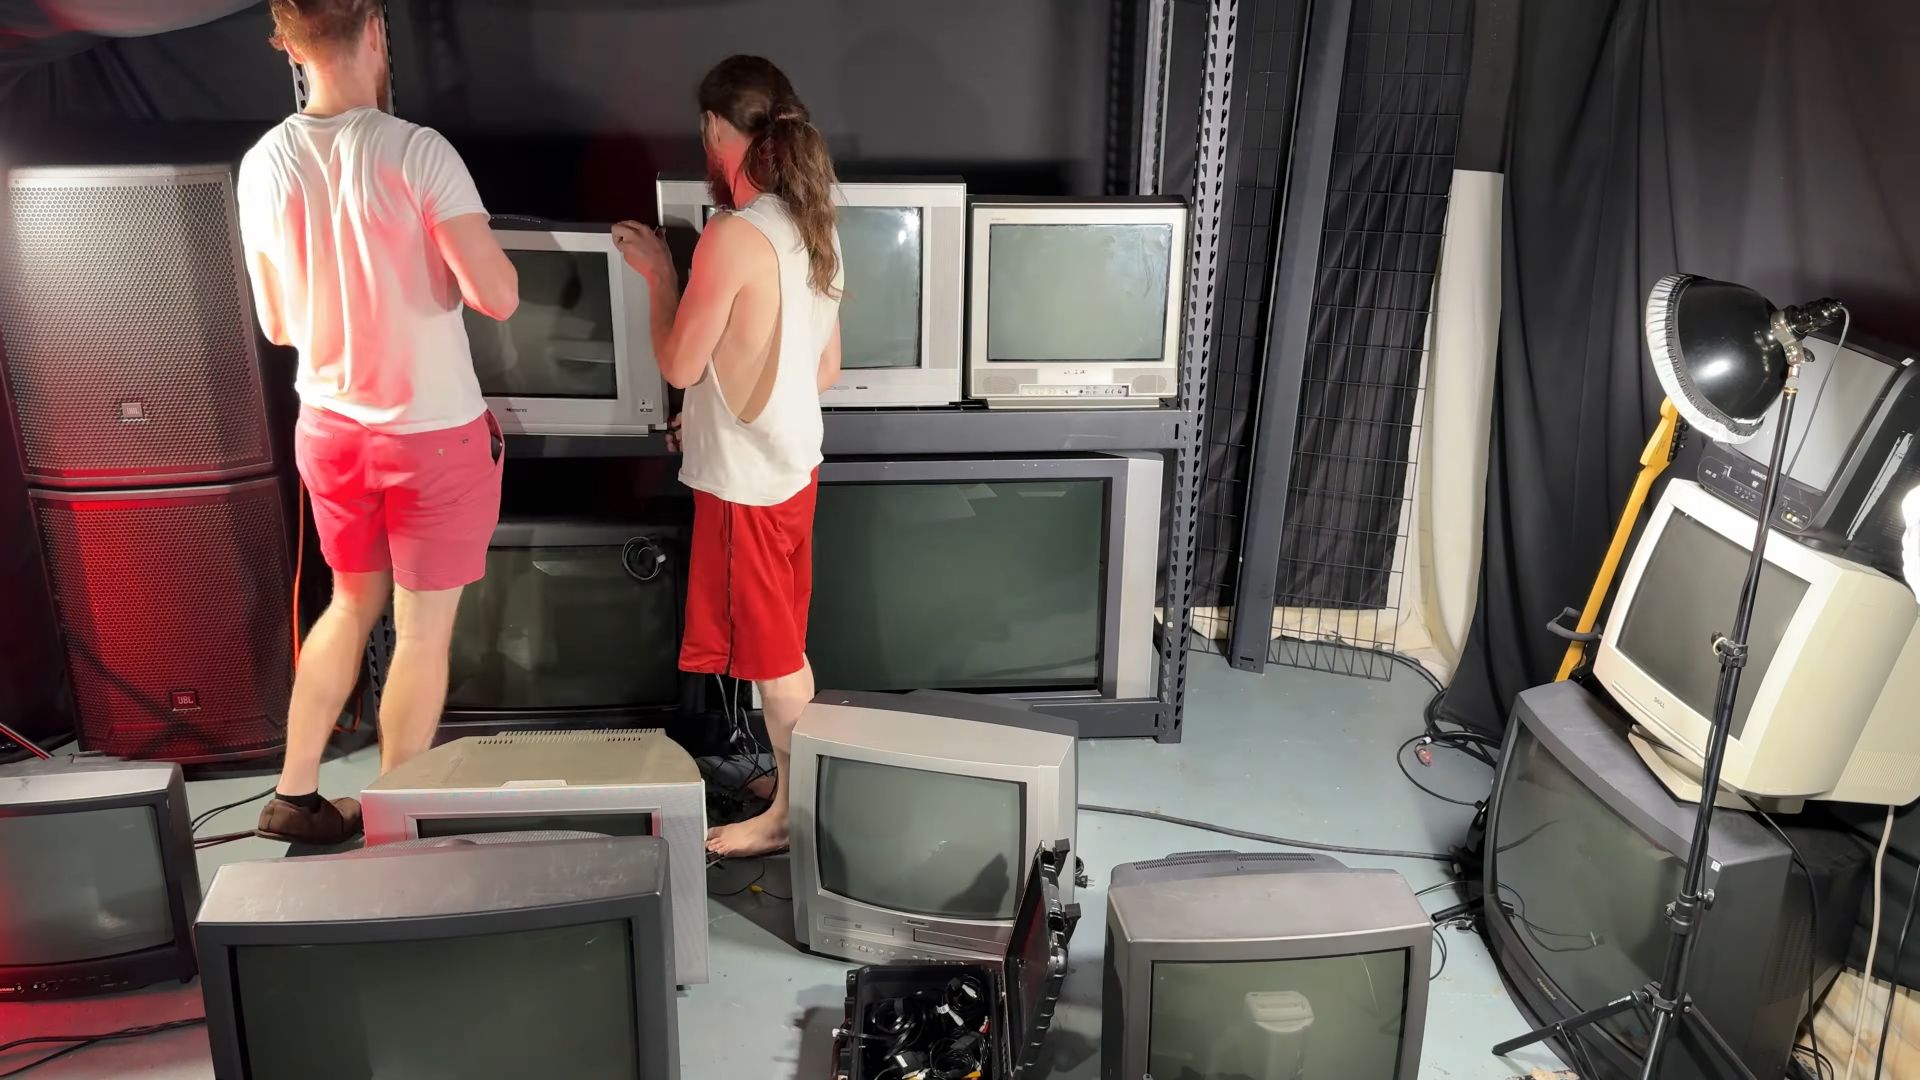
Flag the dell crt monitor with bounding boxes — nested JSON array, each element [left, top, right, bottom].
[[196, 833, 678, 1080], [656, 177, 965, 407], [968, 198, 1187, 407], [809, 453, 1161, 703], [360, 730, 710, 984], [789, 691, 1078, 965], [1593, 479, 1919, 802], [1102, 851, 1432, 1080], [442, 519, 684, 735], [468, 222, 666, 435], [0, 757, 198, 1000]]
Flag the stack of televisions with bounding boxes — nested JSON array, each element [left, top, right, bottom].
[[3, 689, 1439, 1079]]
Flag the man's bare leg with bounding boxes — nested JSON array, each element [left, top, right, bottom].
[[377, 583, 466, 775], [708, 657, 813, 857], [277, 569, 393, 796]]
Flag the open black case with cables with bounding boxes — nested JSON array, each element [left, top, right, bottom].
[[834, 841, 1078, 1080]]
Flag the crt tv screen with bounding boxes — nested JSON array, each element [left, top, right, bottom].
[[0, 804, 174, 965], [1148, 952, 1411, 1080], [986, 223, 1174, 362], [1736, 336, 1897, 492], [467, 248, 617, 399]]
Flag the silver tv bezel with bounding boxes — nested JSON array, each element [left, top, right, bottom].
[[788, 700, 1078, 965], [655, 178, 967, 408], [967, 200, 1187, 408], [815, 453, 1161, 702], [476, 227, 667, 435]]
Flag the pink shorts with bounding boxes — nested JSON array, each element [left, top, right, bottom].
[[294, 405, 503, 592]]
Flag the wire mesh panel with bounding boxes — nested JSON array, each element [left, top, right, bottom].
[[1269, 0, 1472, 676]]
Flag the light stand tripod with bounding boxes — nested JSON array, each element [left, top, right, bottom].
[[1495, 321, 1823, 1079]]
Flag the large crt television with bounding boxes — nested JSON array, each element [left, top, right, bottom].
[[360, 731, 710, 985], [1485, 682, 1868, 1080], [1102, 851, 1432, 1080], [967, 198, 1187, 408], [810, 454, 1161, 704], [656, 177, 965, 407], [441, 519, 684, 736], [196, 833, 679, 1080], [1696, 327, 1919, 573], [0, 757, 199, 1000], [469, 222, 667, 435], [789, 691, 1078, 965], [1593, 479, 1919, 802]]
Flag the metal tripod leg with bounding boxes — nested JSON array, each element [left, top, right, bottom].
[[1491, 992, 1640, 1058], [1675, 1002, 1759, 1080]]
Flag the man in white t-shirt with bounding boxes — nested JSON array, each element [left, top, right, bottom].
[[238, 0, 520, 846]]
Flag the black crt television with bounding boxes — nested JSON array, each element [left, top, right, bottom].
[[435, 519, 687, 737], [1696, 326, 1919, 574], [1485, 682, 1868, 1080], [196, 833, 679, 1080], [0, 756, 199, 999]]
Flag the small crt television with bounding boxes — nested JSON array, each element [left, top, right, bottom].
[[197, 833, 679, 1080], [1696, 327, 1919, 573], [809, 454, 1161, 704], [968, 198, 1187, 408], [789, 691, 1078, 965], [1593, 480, 1920, 803], [468, 221, 667, 435], [1102, 851, 1432, 1080], [656, 177, 966, 407], [360, 730, 711, 985], [441, 519, 684, 737], [0, 757, 198, 1000]]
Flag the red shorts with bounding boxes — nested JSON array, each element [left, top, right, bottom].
[[680, 474, 818, 682], [294, 405, 503, 592]]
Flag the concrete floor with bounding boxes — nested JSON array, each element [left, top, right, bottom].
[[0, 654, 1567, 1079]]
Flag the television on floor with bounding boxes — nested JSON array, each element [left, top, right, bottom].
[[468, 221, 667, 435], [789, 690, 1078, 965], [656, 177, 965, 407], [0, 756, 199, 1000], [1102, 851, 1432, 1080], [196, 832, 679, 1080], [810, 454, 1161, 705], [1696, 327, 1919, 573], [1592, 479, 1920, 803], [440, 519, 685, 737], [360, 731, 710, 985], [1485, 681, 1868, 1080], [967, 197, 1187, 408]]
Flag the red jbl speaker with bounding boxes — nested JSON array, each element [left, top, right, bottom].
[[32, 478, 291, 763], [0, 165, 273, 489]]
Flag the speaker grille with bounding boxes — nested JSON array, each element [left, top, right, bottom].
[[2, 166, 271, 488], [33, 478, 291, 763]]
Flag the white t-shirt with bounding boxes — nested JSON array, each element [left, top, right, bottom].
[[237, 108, 489, 433]]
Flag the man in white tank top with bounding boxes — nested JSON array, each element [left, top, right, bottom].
[[616, 57, 843, 857]]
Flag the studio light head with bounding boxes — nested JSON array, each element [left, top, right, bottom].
[[1643, 273, 1845, 444]]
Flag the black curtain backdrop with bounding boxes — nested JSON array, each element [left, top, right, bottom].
[[1439, 0, 1920, 737]]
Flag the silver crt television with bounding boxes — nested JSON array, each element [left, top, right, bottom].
[[1103, 851, 1433, 1080], [789, 691, 1078, 965], [359, 731, 709, 984]]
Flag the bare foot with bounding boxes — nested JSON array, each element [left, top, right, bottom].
[[707, 810, 789, 857], [744, 773, 777, 801]]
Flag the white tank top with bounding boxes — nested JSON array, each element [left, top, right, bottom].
[[677, 195, 840, 506]]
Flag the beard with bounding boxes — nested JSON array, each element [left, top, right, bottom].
[[705, 152, 734, 211]]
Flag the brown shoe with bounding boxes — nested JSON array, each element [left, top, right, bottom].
[[256, 796, 362, 845]]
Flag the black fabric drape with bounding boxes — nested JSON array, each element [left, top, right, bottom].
[[1439, 0, 1920, 737]]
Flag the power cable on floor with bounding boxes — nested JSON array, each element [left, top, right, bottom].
[[1078, 804, 1452, 863]]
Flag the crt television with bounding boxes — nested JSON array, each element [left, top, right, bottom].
[[197, 833, 679, 1080], [1697, 328, 1919, 573], [656, 177, 966, 408], [968, 198, 1187, 408], [810, 454, 1161, 704], [1593, 479, 1919, 802], [1485, 681, 1867, 1080], [789, 691, 1078, 965], [469, 221, 667, 435], [360, 730, 710, 985], [1102, 850, 1432, 1080], [440, 519, 684, 737], [0, 756, 199, 1000]]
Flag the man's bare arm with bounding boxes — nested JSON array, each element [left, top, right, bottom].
[[247, 251, 291, 347], [624, 215, 757, 390], [818, 317, 842, 393], [431, 213, 520, 320]]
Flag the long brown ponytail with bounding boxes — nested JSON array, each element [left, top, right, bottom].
[[699, 56, 841, 297]]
